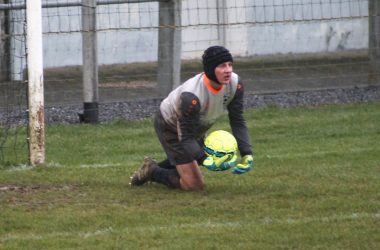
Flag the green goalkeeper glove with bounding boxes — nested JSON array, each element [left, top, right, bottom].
[[232, 155, 253, 174], [203, 154, 237, 171]]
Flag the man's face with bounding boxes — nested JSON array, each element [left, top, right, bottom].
[[214, 61, 233, 84]]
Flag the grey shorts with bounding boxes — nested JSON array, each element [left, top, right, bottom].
[[154, 111, 203, 166]]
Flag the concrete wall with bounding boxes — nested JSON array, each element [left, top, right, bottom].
[[8, 0, 369, 72], [245, 0, 368, 55]]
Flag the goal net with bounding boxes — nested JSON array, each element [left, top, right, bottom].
[[0, 0, 377, 166]]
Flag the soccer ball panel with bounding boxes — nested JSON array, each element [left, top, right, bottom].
[[204, 130, 237, 159]]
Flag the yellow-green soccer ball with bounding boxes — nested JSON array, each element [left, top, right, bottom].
[[204, 130, 237, 161]]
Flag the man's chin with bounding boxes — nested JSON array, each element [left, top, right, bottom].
[[216, 77, 231, 85]]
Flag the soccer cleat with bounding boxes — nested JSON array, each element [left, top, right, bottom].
[[130, 157, 157, 186]]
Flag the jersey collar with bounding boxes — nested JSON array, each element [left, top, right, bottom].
[[203, 74, 224, 94]]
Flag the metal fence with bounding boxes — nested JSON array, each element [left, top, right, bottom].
[[0, 0, 379, 165]]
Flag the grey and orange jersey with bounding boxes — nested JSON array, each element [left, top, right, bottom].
[[160, 72, 252, 161]]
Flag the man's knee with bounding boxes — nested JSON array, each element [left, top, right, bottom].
[[176, 161, 205, 191], [180, 177, 205, 191]]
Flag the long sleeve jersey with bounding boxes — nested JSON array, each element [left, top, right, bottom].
[[160, 72, 253, 161]]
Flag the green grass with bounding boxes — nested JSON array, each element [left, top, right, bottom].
[[1, 103, 380, 249]]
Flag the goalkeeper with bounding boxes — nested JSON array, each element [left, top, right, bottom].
[[130, 46, 253, 190]]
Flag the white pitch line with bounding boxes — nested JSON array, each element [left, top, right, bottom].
[[6, 164, 35, 172], [1, 213, 379, 242], [5, 162, 122, 171], [79, 227, 114, 239], [80, 163, 121, 168], [6, 162, 63, 171]]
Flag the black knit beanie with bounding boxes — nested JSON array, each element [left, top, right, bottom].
[[202, 46, 233, 84]]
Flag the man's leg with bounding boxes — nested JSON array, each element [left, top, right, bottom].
[[130, 157, 181, 188], [176, 161, 205, 190], [157, 158, 176, 169], [151, 160, 204, 190], [151, 167, 181, 189], [130, 158, 204, 190], [129, 157, 157, 186], [132, 111, 204, 190]]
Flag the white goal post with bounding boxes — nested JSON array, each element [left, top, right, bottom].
[[26, 0, 45, 165]]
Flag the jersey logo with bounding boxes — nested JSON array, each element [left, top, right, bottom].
[[223, 94, 230, 105]]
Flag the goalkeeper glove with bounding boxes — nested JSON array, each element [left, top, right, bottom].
[[232, 155, 253, 174], [202, 154, 237, 171]]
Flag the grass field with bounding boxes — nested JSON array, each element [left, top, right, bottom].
[[1, 103, 380, 249]]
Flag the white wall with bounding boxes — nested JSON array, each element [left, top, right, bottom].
[[245, 0, 368, 55], [10, 0, 369, 72], [182, 0, 369, 58], [42, 2, 159, 68]]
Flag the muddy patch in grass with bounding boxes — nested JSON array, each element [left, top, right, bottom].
[[0, 184, 75, 193]]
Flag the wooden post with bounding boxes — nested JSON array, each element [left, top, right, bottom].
[[157, 0, 182, 96], [81, 0, 99, 123], [369, 0, 380, 83], [26, 0, 45, 165]]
